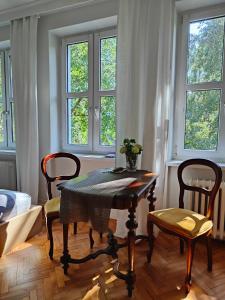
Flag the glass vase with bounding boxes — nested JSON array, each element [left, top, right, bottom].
[[126, 154, 137, 172]]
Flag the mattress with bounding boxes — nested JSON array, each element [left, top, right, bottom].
[[0, 189, 31, 222]]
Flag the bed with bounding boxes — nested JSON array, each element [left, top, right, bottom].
[[0, 189, 42, 256]]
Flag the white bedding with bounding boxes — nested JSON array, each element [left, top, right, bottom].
[[0, 190, 31, 222]]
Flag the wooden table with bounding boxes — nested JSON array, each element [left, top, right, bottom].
[[59, 169, 157, 297]]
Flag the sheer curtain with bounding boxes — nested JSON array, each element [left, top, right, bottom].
[[111, 0, 175, 237], [10, 16, 39, 204]]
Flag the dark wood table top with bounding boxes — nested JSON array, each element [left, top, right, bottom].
[[58, 168, 158, 210]]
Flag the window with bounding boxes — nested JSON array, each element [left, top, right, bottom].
[[62, 29, 117, 153], [174, 8, 225, 161], [0, 49, 15, 150]]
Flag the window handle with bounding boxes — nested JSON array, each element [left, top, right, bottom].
[[94, 106, 99, 120], [2, 110, 9, 115]]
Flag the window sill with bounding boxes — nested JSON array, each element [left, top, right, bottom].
[[75, 153, 115, 160], [167, 160, 225, 170], [0, 150, 16, 160]]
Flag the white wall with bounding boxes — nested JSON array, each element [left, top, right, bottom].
[[37, 0, 118, 200], [1, 0, 224, 206], [0, 0, 118, 200], [166, 164, 225, 208], [0, 25, 9, 43], [0, 0, 224, 208], [37, 0, 118, 157]]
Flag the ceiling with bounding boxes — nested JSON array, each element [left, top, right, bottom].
[[0, 0, 225, 14], [176, 0, 225, 11], [0, 0, 51, 12]]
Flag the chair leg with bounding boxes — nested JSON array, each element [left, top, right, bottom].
[[46, 217, 54, 260], [185, 239, 195, 294], [147, 221, 154, 263], [99, 232, 103, 240], [180, 238, 184, 254], [89, 228, 94, 249], [73, 222, 77, 235], [206, 236, 212, 272]]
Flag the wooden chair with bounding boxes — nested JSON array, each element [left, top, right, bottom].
[[41, 152, 99, 259], [147, 158, 222, 293]]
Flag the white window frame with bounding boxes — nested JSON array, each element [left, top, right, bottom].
[[93, 29, 117, 153], [62, 33, 93, 153], [174, 5, 225, 162], [0, 49, 15, 150], [62, 28, 117, 154]]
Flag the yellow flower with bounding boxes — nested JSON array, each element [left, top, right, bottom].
[[136, 144, 143, 151], [120, 146, 126, 154], [132, 145, 140, 154]]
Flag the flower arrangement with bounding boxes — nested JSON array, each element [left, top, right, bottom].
[[120, 138, 143, 155], [120, 138, 143, 171]]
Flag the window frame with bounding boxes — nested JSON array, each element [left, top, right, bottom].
[[93, 29, 117, 153], [62, 33, 94, 153], [0, 49, 15, 150], [174, 6, 225, 161], [61, 28, 117, 154]]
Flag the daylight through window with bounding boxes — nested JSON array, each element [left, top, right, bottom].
[[0, 49, 15, 149], [174, 12, 225, 160], [62, 29, 117, 153]]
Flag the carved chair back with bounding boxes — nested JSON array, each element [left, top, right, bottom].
[[177, 158, 222, 220], [41, 152, 81, 200]]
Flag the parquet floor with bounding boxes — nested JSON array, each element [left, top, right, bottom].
[[1, 221, 225, 300]]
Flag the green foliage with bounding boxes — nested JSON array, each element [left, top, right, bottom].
[[185, 17, 225, 150], [68, 36, 117, 147], [68, 98, 88, 145], [100, 96, 116, 146], [100, 37, 117, 90], [184, 90, 220, 150], [68, 42, 88, 93], [188, 18, 225, 83]]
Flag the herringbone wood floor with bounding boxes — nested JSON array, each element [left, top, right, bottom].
[[1, 221, 225, 300]]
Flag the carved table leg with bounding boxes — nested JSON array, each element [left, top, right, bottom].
[[126, 199, 138, 297], [147, 179, 157, 212], [60, 223, 71, 275], [146, 179, 157, 264], [107, 230, 120, 260]]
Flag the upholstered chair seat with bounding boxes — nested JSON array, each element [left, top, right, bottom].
[[147, 159, 222, 294], [44, 197, 60, 216], [41, 152, 102, 259], [149, 208, 213, 239]]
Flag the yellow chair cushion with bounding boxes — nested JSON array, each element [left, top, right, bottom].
[[44, 197, 60, 215], [148, 208, 213, 239]]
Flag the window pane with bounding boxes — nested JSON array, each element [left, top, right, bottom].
[[67, 98, 88, 145], [67, 42, 88, 93], [100, 96, 116, 146], [100, 37, 117, 91], [184, 90, 220, 150], [10, 102, 15, 143], [0, 57, 4, 144], [7, 53, 13, 99], [0, 103, 4, 143], [187, 17, 225, 84], [0, 57, 2, 99]]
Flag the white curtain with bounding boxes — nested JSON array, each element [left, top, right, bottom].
[[10, 16, 39, 204], [111, 0, 175, 237]]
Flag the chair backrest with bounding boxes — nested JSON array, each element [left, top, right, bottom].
[[41, 152, 81, 199], [177, 158, 222, 219]]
